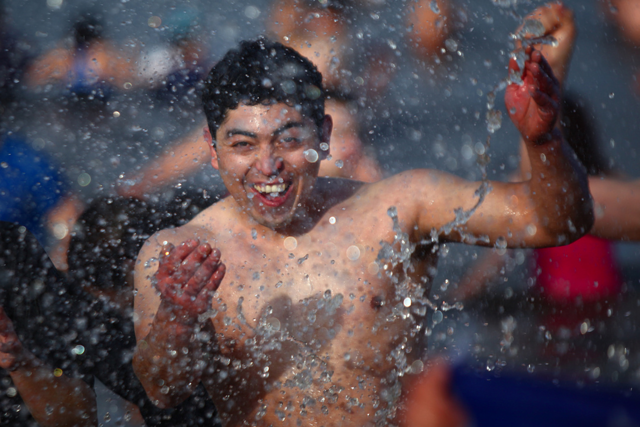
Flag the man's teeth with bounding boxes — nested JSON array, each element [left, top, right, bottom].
[[254, 183, 287, 194]]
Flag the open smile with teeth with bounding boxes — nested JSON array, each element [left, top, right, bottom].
[[253, 183, 290, 198]]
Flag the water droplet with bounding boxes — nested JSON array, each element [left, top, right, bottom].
[[444, 39, 458, 52], [518, 19, 546, 39], [403, 297, 412, 307], [486, 110, 502, 134], [284, 236, 298, 250], [78, 172, 91, 187], [113, 111, 120, 118], [430, 0, 440, 14], [432, 310, 443, 324], [346, 245, 360, 260], [335, 159, 344, 169], [244, 5, 261, 19], [609, 92, 615, 99], [304, 149, 319, 163], [329, 216, 336, 224], [251, 228, 258, 240], [320, 142, 329, 151], [367, 262, 380, 275]]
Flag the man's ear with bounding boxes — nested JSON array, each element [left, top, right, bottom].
[[204, 126, 220, 170], [320, 114, 333, 160]]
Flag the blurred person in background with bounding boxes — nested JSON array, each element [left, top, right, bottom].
[[1, 222, 97, 427], [25, 11, 134, 105], [404, 0, 452, 60], [601, 0, 640, 93], [66, 195, 219, 427], [0, 1, 71, 245], [137, 6, 213, 105]]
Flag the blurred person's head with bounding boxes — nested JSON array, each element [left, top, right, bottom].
[[73, 12, 104, 47], [201, 37, 325, 143], [269, 0, 351, 92], [164, 6, 201, 46], [268, 0, 349, 38], [67, 197, 154, 308], [602, 0, 640, 47], [405, 0, 451, 59]]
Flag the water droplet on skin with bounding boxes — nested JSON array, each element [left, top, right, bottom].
[[304, 149, 319, 163], [346, 245, 360, 260], [335, 159, 344, 168], [430, 0, 440, 14], [284, 236, 298, 250], [251, 228, 257, 240], [329, 216, 336, 224]]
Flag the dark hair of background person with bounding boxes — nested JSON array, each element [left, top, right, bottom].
[[73, 12, 104, 47], [201, 37, 325, 144], [65, 191, 220, 427], [0, 222, 94, 426], [560, 91, 610, 177], [67, 192, 214, 292]]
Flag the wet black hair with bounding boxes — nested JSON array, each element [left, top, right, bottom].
[[560, 92, 610, 176], [201, 37, 325, 145], [68, 197, 154, 291]]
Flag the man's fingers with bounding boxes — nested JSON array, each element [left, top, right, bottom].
[[157, 242, 176, 275], [529, 87, 558, 117], [184, 248, 221, 295], [194, 263, 226, 310], [532, 50, 560, 88], [526, 60, 556, 96], [159, 240, 199, 274]]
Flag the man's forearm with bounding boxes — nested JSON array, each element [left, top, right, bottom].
[[133, 303, 208, 408], [9, 350, 97, 427]]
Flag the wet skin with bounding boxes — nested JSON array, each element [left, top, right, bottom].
[[134, 51, 593, 427]]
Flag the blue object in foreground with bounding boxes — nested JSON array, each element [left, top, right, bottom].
[[451, 364, 640, 427]]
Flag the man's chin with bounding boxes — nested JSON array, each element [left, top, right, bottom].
[[251, 208, 297, 230]]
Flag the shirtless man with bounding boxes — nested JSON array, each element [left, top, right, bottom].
[[132, 38, 593, 426]]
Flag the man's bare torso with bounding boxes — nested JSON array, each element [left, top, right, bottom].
[[144, 178, 437, 426]]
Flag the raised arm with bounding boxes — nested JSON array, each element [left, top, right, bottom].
[[117, 125, 210, 199], [1, 307, 97, 427], [132, 234, 225, 408], [392, 47, 592, 248]]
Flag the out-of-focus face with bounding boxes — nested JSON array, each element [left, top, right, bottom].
[[211, 102, 330, 229]]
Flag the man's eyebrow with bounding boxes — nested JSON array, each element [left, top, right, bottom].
[[272, 121, 304, 137], [225, 129, 257, 139]]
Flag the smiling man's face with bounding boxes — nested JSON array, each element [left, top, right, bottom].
[[210, 102, 331, 229]]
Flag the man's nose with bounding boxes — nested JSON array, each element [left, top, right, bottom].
[[254, 147, 284, 177]]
